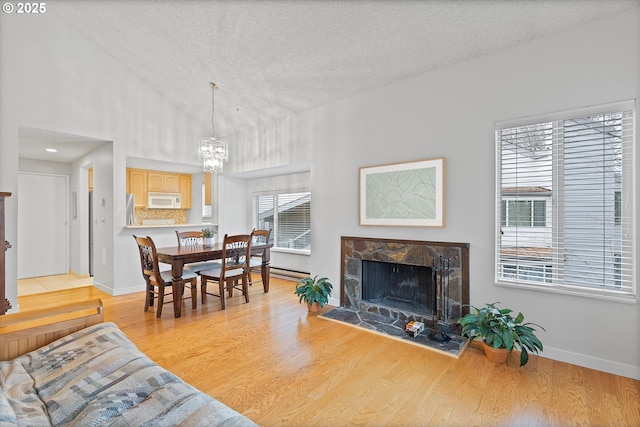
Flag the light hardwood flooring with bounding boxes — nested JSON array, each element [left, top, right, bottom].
[[16, 277, 640, 427], [17, 272, 93, 296]]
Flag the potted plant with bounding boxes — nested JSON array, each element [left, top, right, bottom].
[[294, 275, 333, 313], [201, 228, 214, 246], [457, 302, 544, 366]]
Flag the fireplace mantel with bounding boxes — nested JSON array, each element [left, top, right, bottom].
[[340, 236, 469, 328]]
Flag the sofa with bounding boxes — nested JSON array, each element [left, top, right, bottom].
[[0, 300, 258, 427]]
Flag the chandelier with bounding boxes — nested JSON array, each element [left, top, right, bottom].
[[198, 82, 228, 173]]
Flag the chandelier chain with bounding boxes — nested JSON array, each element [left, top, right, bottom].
[[198, 82, 228, 174]]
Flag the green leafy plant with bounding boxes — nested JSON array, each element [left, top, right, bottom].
[[457, 302, 544, 366], [201, 228, 213, 238], [294, 275, 333, 308]]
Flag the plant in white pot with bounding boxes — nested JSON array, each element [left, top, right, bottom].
[[294, 275, 333, 313], [201, 228, 214, 246], [457, 302, 544, 366]]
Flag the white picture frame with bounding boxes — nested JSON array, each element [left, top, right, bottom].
[[359, 157, 445, 227]]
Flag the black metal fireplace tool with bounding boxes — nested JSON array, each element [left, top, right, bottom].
[[429, 255, 454, 343]]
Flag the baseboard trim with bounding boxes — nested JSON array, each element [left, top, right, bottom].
[[270, 268, 309, 280], [92, 281, 144, 297], [542, 346, 640, 380]]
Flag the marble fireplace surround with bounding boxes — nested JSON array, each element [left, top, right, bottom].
[[341, 236, 470, 330]]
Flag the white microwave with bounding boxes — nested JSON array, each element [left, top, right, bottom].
[[148, 192, 181, 209]]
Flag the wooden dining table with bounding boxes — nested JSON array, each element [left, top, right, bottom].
[[156, 241, 272, 317]]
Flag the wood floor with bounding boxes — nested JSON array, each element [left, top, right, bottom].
[[17, 277, 640, 427]]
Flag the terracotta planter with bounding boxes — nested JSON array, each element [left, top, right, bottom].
[[307, 301, 321, 313], [481, 341, 509, 364]]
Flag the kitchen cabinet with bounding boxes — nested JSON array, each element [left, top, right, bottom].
[[148, 172, 180, 193], [204, 172, 212, 206], [127, 169, 192, 209], [88, 168, 93, 191], [179, 174, 192, 209], [164, 174, 180, 193], [127, 168, 148, 207]]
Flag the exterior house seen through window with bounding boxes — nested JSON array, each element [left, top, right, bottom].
[[254, 191, 311, 252], [496, 101, 635, 299]]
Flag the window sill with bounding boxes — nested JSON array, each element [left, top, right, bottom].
[[495, 280, 636, 304], [272, 248, 311, 256]]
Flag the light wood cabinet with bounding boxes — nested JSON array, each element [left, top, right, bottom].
[[164, 174, 180, 193], [204, 172, 212, 206], [179, 174, 192, 209], [88, 168, 93, 191], [147, 171, 180, 193], [127, 168, 148, 207], [126, 169, 192, 209], [147, 172, 164, 193]]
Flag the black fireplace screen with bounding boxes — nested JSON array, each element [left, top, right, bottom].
[[361, 260, 435, 315]]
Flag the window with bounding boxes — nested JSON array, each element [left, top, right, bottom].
[[501, 199, 546, 227], [496, 101, 635, 299], [254, 191, 311, 252], [202, 183, 212, 223]]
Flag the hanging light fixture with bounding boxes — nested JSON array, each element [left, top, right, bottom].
[[198, 82, 228, 173]]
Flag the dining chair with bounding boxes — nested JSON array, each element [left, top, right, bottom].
[[175, 230, 221, 273], [199, 234, 252, 310], [133, 235, 198, 318], [248, 228, 271, 291]]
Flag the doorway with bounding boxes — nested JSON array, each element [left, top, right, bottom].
[[17, 172, 68, 278], [17, 127, 111, 295]]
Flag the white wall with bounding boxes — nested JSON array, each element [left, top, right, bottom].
[[19, 158, 71, 176], [229, 9, 640, 379], [0, 11, 205, 300]]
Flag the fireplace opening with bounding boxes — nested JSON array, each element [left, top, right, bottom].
[[361, 260, 435, 315]]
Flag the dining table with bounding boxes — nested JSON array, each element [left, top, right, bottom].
[[156, 241, 272, 317]]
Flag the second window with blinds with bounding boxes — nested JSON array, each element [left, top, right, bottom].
[[254, 191, 311, 253], [495, 100, 635, 300]]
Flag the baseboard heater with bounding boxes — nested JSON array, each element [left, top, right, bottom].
[[270, 267, 309, 280]]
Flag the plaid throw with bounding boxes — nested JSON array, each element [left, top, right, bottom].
[[0, 322, 258, 427]]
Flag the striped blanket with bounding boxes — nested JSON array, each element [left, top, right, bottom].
[[0, 322, 258, 427]]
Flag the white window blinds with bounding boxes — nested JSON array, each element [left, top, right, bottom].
[[496, 101, 635, 299], [255, 191, 311, 252]]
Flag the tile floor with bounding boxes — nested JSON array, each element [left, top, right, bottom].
[[18, 272, 93, 296]]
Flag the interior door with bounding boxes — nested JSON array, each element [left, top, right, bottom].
[[17, 173, 68, 278]]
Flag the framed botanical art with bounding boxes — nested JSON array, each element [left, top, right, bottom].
[[359, 157, 445, 227]]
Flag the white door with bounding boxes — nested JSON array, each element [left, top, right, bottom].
[[18, 173, 68, 278]]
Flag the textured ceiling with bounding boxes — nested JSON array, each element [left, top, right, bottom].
[[21, 0, 640, 162]]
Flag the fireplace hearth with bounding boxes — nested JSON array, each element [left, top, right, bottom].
[[341, 236, 469, 332]]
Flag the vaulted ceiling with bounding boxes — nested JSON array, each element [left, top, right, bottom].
[[21, 0, 640, 162]]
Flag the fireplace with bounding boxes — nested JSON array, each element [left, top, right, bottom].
[[361, 260, 435, 315], [341, 236, 469, 331]]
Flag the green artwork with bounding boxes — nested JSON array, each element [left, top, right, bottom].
[[366, 167, 437, 219]]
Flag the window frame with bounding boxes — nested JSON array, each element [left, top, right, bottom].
[[501, 199, 547, 228], [253, 190, 311, 254], [495, 100, 636, 302]]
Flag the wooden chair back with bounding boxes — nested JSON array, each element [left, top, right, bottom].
[[198, 234, 252, 309], [251, 228, 271, 246], [133, 235, 164, 285], [176, 230, 204, 247], [220, 234, 252, 279]]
